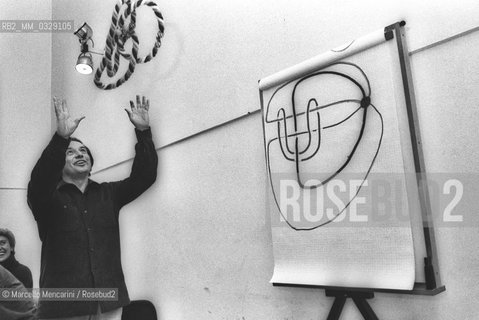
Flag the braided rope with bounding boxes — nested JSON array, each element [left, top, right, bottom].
[[94, 0, 165, 90]]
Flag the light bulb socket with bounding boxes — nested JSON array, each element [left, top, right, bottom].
[[80, 42, 89, 53], [74, 22, 93, 43]]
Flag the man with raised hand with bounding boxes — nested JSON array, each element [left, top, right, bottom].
[[28, 95, 158, 320]]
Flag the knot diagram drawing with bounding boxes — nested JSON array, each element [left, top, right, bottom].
[[264, 62, 384, 231]]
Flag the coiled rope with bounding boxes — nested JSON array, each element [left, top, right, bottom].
[[94, 0, 165, 90]]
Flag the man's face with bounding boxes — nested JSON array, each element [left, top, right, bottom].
[[63, 140, 92, 178], [0, 236, 12, 262]]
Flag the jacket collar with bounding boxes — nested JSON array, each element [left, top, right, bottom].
[[56, 179, 99, 191], [0, 253, 18, 270]]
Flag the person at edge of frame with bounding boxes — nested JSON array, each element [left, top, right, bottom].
[[0, 264, 36, 320], [0, 228, 34, 288], [27, 95, 158, 320]]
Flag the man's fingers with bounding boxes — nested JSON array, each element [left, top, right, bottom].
[[74, 116, 86, 126], [53, 97, 60, 117], [142, 96, 146, 109], [136, 95, 141, 108], [129, 100, 135, 111], [124, 108, 132, 118], [62, 99, 68, 113], [145, 99, 150, 111]]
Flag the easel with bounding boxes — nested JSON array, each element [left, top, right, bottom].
[[264, 19, 447, 320], [273, 282, 445, 320], [326, 290, 378, 320]]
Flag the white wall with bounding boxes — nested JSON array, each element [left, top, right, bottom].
[[0, 0, 52, 289], [1, 0, 478, 318]]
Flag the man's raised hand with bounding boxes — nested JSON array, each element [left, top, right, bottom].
[[125, 95, 150, 131], [54, 97, 85, 139]]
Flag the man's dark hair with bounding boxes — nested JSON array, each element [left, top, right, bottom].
[[69, 137, 94, 169]]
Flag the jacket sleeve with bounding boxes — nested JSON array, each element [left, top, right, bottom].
[[111, 128, 158, 211], [27, 133, 69, 222]]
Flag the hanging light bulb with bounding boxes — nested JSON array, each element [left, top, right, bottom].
[[76, 52, 93, 74], [74, 22, 95, 74]]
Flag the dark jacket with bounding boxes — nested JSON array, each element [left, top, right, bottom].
[[0, 255, 33, 288], [27, 129, 158, 318], [0, 265, 36, 320]]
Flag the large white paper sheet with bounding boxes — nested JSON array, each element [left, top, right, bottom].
[[261, 31, 416, 290]]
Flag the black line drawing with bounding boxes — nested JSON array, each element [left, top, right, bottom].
[[264, 62, 384, 231]]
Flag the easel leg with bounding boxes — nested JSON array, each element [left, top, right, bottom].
[[325, 290, 379, 320], [352, 297, 379, 320], [326, 296, 346, 320]]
